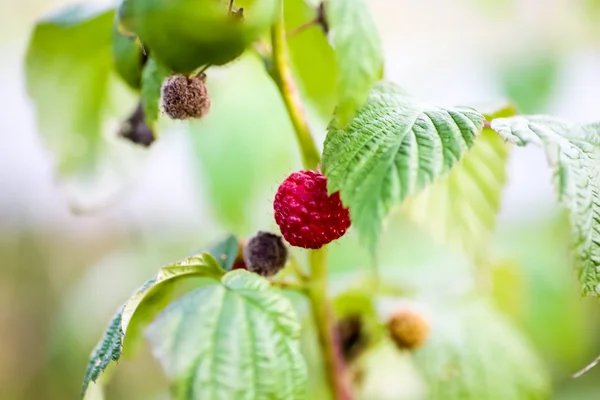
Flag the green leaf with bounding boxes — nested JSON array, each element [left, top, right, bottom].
[[146, 270, 306, 400], [82, 309, 122, 399], [141, 57, 172, 128], [490, 116, 600, 296], [119, 0, 278, 73], [285, 0, 338, 117], [25, 3, 144, 207], [322, 82, 485, 251], [325, 0, 384, 125], [412, 301, 550, 400], [208, 234, 240, 271], [25, 3, 115, 173], [402, 105, 515, 262], [81, 253, 225, 398], [112, 19, 145, 89]]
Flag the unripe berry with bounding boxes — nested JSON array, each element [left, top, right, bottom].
[[161, 74, 210, 120], [387, 309, 429, 351], [243, 231, 288, 277], [274, 170, 351, 249]]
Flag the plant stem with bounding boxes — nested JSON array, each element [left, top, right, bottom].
[[269, 5, 350, 399], [308, 249, 351, 400], [270, 280, 308, 294], [269, 4, 321, 170], [288, 254, 310, 282], [287, 17, 320, 38]]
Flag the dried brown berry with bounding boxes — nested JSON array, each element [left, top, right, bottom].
[[243, 231, 288, 277], [118, 102, 154, 146], [336, 315, 368, 363], [161, 74, 210, 120], [388, 308, 429, 351], [231, 238, 247, 271]]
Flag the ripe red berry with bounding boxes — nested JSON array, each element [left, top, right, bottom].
[[274, 170, 351, 249]]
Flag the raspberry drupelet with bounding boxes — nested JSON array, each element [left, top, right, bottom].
[[273, 170, 351, 249]]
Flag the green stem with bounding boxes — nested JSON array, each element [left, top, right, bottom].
[[270, 3, 321, 170], [269, 5, 350, 399], [308, 249, 352, 400], [270, 279, 308, 294]]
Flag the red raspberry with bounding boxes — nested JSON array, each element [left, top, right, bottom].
[[274, 170, 351, 249]]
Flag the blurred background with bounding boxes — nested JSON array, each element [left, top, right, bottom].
[[3, 0, 600, 398]]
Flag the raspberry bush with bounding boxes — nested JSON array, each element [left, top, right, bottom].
[[24, 0, 600, 399]]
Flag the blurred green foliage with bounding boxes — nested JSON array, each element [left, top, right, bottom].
[[498, 54, 560, 114], [7, 0, 600, 398]]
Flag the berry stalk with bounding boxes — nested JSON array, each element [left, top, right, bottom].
[[269, 4, 351, 399]]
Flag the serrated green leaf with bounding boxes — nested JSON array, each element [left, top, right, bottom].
[[490, 116, 600, 296], [322, 82, 485, 251], [141, 57, 172, 128], [119, 0, 278, 73], [146, 270, 306, 400], [402, 129, 509, 263], [413, 301, 550, 400], [325, 0, 384, 125], [81, 253, 225, 398], [82, 309, 122, 399], [25, 3, 145, 207]]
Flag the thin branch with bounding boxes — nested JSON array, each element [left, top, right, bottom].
[[287, 2, 328, 38], [194, 64, 211, 79], [270, 280, 308, 293], [573, 354, 600, 378], [288, 254, 310, 282], [307, 249, 353, 400], [286, 17, 320, 38], [269, 3, 320, 170]]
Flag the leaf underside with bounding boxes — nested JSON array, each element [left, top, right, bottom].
[[490, 116, 600, 296], [323, 81, 485, 251], [146, 270, 307, 400], [402, 108, 511, 263], [81, 252, 225, 398]]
